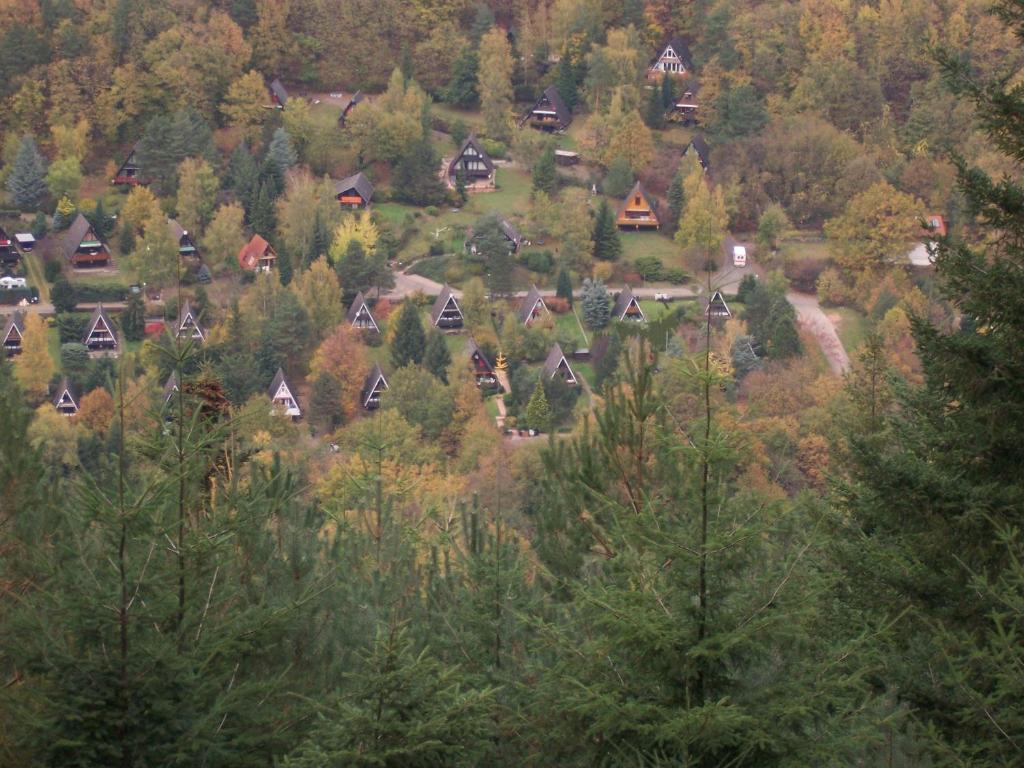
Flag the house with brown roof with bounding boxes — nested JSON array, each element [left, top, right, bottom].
[[173, 300, 204, 342], [466, 337, 498, 388], [430, 284, 464, 329], [648, 35, 694, 80], [112, 142, 146, 186], [518, 285, 548, 326], [53, 379, 80, 416], [269, 78, 288, 108], [2, 311, 24, 356], [334, 172, 374, 208], [268, 368, 301, 418], [168, 219, 200, 261], [63, 214, 109, 267], [238, 235, 277, 272], [542, 342, 577, 385], [346, 291, 379, 333], [520, 86, 573, 131], [83, 304, 119, 352], [612, 286, 645, 322], [617, 182, 660, 230], [361, 363, 388, 410], [337, 91, 365, 127], [447, 135, 495, 187]]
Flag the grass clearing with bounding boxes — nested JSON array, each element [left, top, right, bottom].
[[829, 307, 869, 355], [619, 230, 683, 268], [22, 253, 50, 302], [554, 310, 587, 348]]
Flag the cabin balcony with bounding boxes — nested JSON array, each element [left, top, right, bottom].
[[4, 342, 21, 356], [364, 394, 381, 410], [437, 313, 463, 328], [622, 311, 644, 322], [617, 215, 659, 230], [72, 247, 109, 266], [56, 405, 77, 416], [527, 113, 562, 130], [337, 195, 365, 207], [354, 318, 376, 330], [87, 339, 118, 350]]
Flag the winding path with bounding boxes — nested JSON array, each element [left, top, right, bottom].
[[786, 292, 851, 375]]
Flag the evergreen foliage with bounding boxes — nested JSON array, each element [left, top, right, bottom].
[[394, 138, 446, 206], [445, 47, 479, 107], [532, 146, 556, 195], [591, 198, 622, 261], [555, 267, 573, 307], [6, 136, 48, 209], [580, 278, 610, 330], [644, 85, 665, 129], [524, 381, 552, 432], [744, 274, 801, 359], [267, 127, 298, 173], [554, 53, 579, 111], [666, 171, 685, 235], [423, 330, 452, 383], [50, 278, 76, 313], [603, 155, 634, 199], [391, 301, 426, 368], [121, 293, 145, 341]]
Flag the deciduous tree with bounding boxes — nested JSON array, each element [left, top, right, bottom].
[[14, 314, 54, 401], [478, 28, 514, 141]]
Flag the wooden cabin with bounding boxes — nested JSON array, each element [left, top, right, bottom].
[[162, 371, 180, 406], [447, 135, 495, 186], [173, 300, 204, 342], [2, 311, 24, 357], [612, 286, 645, 322], [112, 143, 146, 186], [346, 291, 380, 333], [63, 214, 109, 267], [361, 363, 389, 411], [430, 284, 464, 329], [706, 290, 732, 319], [684, 135, 711, 173], [53, 379, 80, 416], [518, 285, 548, 326], [237, 235, 277, 272], [268, 368, 301, 418], [334, 172, 374, 208], [670, 82, 700, 125], [83, 304, 119, 352], [168, 219, 200, 261], [554, 149, 580, 166], [466, 337, 498, 388], [542, 342, 578, 385], [648, 35, 694, 80], [269, 78, 288, 108], [617, 181, 660, 230], [338, 91, 365, 127], [0, 225, 18, 267], [468, 217, 522, 255], [520, 86, 573, 132]]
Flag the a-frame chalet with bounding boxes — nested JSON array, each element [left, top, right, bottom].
[[0, 224, 18, 266], [334, 172, 374, 208], [671, 82, 700, 125], [53, 379, 80, 416], [112, 142, 146, 186], [361, 363, 389, 410], [542, 342, 578, 385], [237, 235, 277, 272], [447, 135, 495, 186], [466, 337, 498, 388], [63, 213, 109, 267], [174, 300, 204, 342], [162, 371, 180, 406], [269, 78, 288, 107], [430, 284, 464, 329], [2, 311, 25, 356], [612, 286, 645, 322], [518, 285, 548, 326], [648, 35, 694, 80], [169, 219, 200, 260], [83, 304, 119, 351], [520, 86, 573, 131], [338, 91, 365, 127], [684, 135, 711, 172], [268, 368, 301, 418], [706, 290, 732, 319], [346, 291, 380, 333], [617, 181, 660, 230]]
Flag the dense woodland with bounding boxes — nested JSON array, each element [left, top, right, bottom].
[[1, 0, 1024, 765]]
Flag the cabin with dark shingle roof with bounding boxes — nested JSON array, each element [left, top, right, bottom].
[[361, 363, 388, 410], [2, 311, 25, 356], [465, 337, 498, 388], [174, 300, 204, 342], [338, 91, 365, 127], [648, 35, 694, 80], [334, 172, 374, 208], [168, 219, 200, 260], [447, 135, 495, 186], [617, 181, 660, 230], [684, 135, 711, 172], [346, 291, 380, 332], [542, 342, 577, 385], [162, 371, 180, 406], [53, 379, 80, 416], [670, 81, 700, 125], [430, 284, 464, 329], [112, 142, 146, 186], [706, 290, 732, 319], [612, 286, 645, 323], [268, 368, 301, 418], [518, 285, 548, 326], [64, 214, 109, 267], [83, 304, 119, 351], [269, 78, 288, 107], [520, 86, 572, 131]]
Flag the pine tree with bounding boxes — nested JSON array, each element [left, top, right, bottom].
[[87, 198, 114, 239], [445, 46, 479, 107], [250, 182, 276, 233], [580, 278, 610, 330], [666, 170, 685, 235], [6, 136, 48, 209], [644, 85, 665, 129], [267, 127, 298, 173], [311, 209, 331, 267], [276, 240, 293, 285], [660, 71, 675, 109], [555, 53, 578, 111], [591, 198, 622, 261], [603, 156, 633, 199], [556, 267, 573, 307], [336, 239, 371, 302], [592, 330, 621, 390], [478, 28, 514, 141], [423, 330, 452, 383], [391, 301, 426, 368], [532, 146, 556, 196], [121, 293, 145, 341], [32, 211, 48, 239], [51, 278, 76, 313], [745, 274, 801, 359], [394, 138, 446, 206], [524, 380, 552, 433]]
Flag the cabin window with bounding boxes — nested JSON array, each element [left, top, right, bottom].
[[634, 196, 642, 206]]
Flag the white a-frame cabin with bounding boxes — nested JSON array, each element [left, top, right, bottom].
[[268, 368, 301, 419]]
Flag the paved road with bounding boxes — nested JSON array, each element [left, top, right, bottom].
[[787, 292, 851, 375]]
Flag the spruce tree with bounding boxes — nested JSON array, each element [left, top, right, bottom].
[[311, 209, 331, 267], [555, 52, 578, 111], [121, 293, 145, 341], [532, 146, 556, 196], [394, 138, 446, 206], [580, 278, 610, 330], [250, 182, 276, 233], [6, 136, 48, 209], [32, 210, 48, 239], [336, 239, 371, 302], [391, 301, 426, 368], [603, 156, 634, 199], [423, 330, 452, 383], [591, 198, 622, 261], [445, 47, 479, 107], [660, 71, 675, 110], [51, 278, 76, 313], [524, 381, 552, 433], [276, 241, 293, 285], [487, 246, 514, 298], [267, 127, 298, 173], [666, 170, 685, 235], [556, 266, 573, 307], [644, 85, 665, 129]]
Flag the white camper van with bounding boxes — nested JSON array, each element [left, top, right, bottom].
[[732, 245, 747, 267]]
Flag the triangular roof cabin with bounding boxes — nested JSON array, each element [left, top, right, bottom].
[[617, 181, 660, 230], [174, 300, 205, 342], [112, 142, 146, 186], [0, 224, 18, 266], [671, 80, 700, 124], [64, 213, 108, 267], [466, 337, 497, 387], [346, 291, 380, 332], [53, 379, 80, 416], [706, 290, 732, 319], [237, 235, 277, 272], [542, 342, 577, 385], [521, 86, 572, 131], [335, 172, 374, 208], [162, 371, 180, 406], [430, 284, 464, 328], [83, 304, 119, 350], [268, 368, 301, 418], [338, 91, 365, 126], [168, 219, 200, 260], [2, 311, 25, 356], [612, 286, 645, 322], [684, 135, 711, 172], [518, 285, 548, 325], [269, 78, 288, 107], [648, 35, 694, 79], [447, 135, 495, 183], [467, 216, 522, 253], [361, 363, 388, 410]]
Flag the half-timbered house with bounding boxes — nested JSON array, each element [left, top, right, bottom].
[[2, 311, 24, 356], [612, 285, 645, 322], [63, 214, 109, 267], [447, 135, 495, 186], [334, 172, 374, 208], [648, 35, 694, 80], [466, 337, 498, 388], [53, 379, 80, 416], [542, 342, 578, 385], [346, 291, 380, 333], [83, 304, 119, 351], [0, 225, 18, 267], [237, 235, 277, 272], [268, 368, 301, 418], [518, 285, 548, 326], [430, 284, 464, 329], [361, 363, 389, 410], [617, 181, 660, 230], [520, 86, 573, 131]]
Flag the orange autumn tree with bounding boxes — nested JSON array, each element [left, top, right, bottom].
[[308, 324, 370, 422]]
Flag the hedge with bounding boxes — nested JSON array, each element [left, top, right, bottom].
[[0, 287, 38, 305], [71, 282, 129, 303]]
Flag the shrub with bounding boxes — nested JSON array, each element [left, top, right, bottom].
[[633, 256, 664, 281], [784, 257, 829, 293], [816, 268, 850, 307], [0, 287, 35, 305], [55, 312, 91, 343], [44, 258, 63, 283], [664, 267, 688, 284], [480, 138, 507, 159], [70, 282, 129, 303], [521, 250, 553, 274], [546, 296, 570, 314], [593, 262, 614, 282], [425, 205, 440, 217], [428, 241, 445, 256]]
